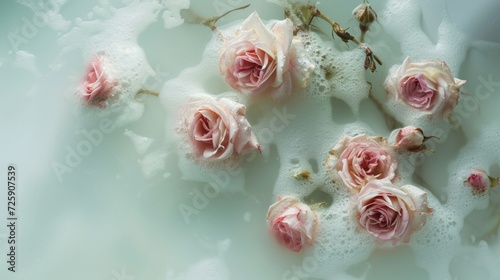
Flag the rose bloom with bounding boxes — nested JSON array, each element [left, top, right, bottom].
[[357, 179, 432, 245], [220, 11, 314, 100], [180, 94, 260, 161], [80, 55, 117, 107], [267, 196, 318, 252], [385, 57, 466, 117], [325, 134, 398, 192], [465, 168, 498, 194], [393, 126, 426, 152]]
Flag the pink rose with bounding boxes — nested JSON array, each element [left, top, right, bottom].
[[392, 126, 430, 152], [80, 55, 117, 107], [325, 134, 398, 192], [267, 196, 318, 252], [220, 12, 314, 100], [465, 169, 499, 194], [385, 57, 466, 117], [357, 179, 432, 245], [180, 94, 260, 161]]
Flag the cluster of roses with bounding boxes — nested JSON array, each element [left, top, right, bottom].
[[266, 55, 498, 252], [265, 31, 473, 253], [76, 6, 497, 254], [79, 12, 313, 161], [267, 130, 435, 252], [269, 135, 499, 253]]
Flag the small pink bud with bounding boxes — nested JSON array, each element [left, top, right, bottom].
[[352, 2, 377, 32], [393, 126, 434, 152], [465, 169, 499, 194]]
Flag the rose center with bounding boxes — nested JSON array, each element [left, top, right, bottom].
[[360, 151, 382, 175], [233, 47, 275, 87], [194, 115, 218, 143], [370, 207, 398, 229], [403, 74, 436, 109]]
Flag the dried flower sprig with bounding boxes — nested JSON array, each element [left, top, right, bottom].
[[285, 4, 382, 72], [200, 4, 251, 31], [353, 0, 378, 42], [180, 4, 251, 40]]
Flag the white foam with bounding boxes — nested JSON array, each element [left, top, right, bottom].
[[161, 0, 191, 29], [124, 129, 154, 155], [300, 32, 370, 114], [17, 0, 71, 32], [13, 50, 40, 76], [138, 150, 168, 178]]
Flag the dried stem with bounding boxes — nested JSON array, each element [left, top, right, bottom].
[[137, 88, 159, 97], [187, 4, 250, 41], [201, 4, 250, 31], [360, 28, 367, 43], [305, 5, 382, 72], [309, 202, 327, 211]]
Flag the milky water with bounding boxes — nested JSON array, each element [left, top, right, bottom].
[[0, 0, 499, 280]]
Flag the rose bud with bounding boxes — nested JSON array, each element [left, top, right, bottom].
[[356, 179, 433, 245], [465, 169, 499, 194], [325, 134, 398, 192], [392, 126, 435, 152], [352, 1, 377, 32], [80, 55, 117, 107], [384, 57, 466, 118], [267, 196, 319, 252], [179, 94, 260, 161], [220, 12, 314, 100]]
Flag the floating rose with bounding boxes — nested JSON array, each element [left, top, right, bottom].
[[219, 11, 314, 100], [356, 179, 432, 245], [325, 134, 398, 192], [392, 126, 435, 152], [80, 55, 117, 107], [179, 94, 260, 161], [385, 57, 466, 118], [465, 169, 499, 194], [267, 196, 318, 252]]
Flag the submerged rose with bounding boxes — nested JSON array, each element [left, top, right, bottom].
[[80, 55, 117, 107], [465, 169, 499, 194], [267, 196, 318, 252], [385, 57, 466, 117], [357, 179, 432, 245], [180, 94, 260, 161], [325, 134, 398, 192], [220, 11, 314, 100]]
